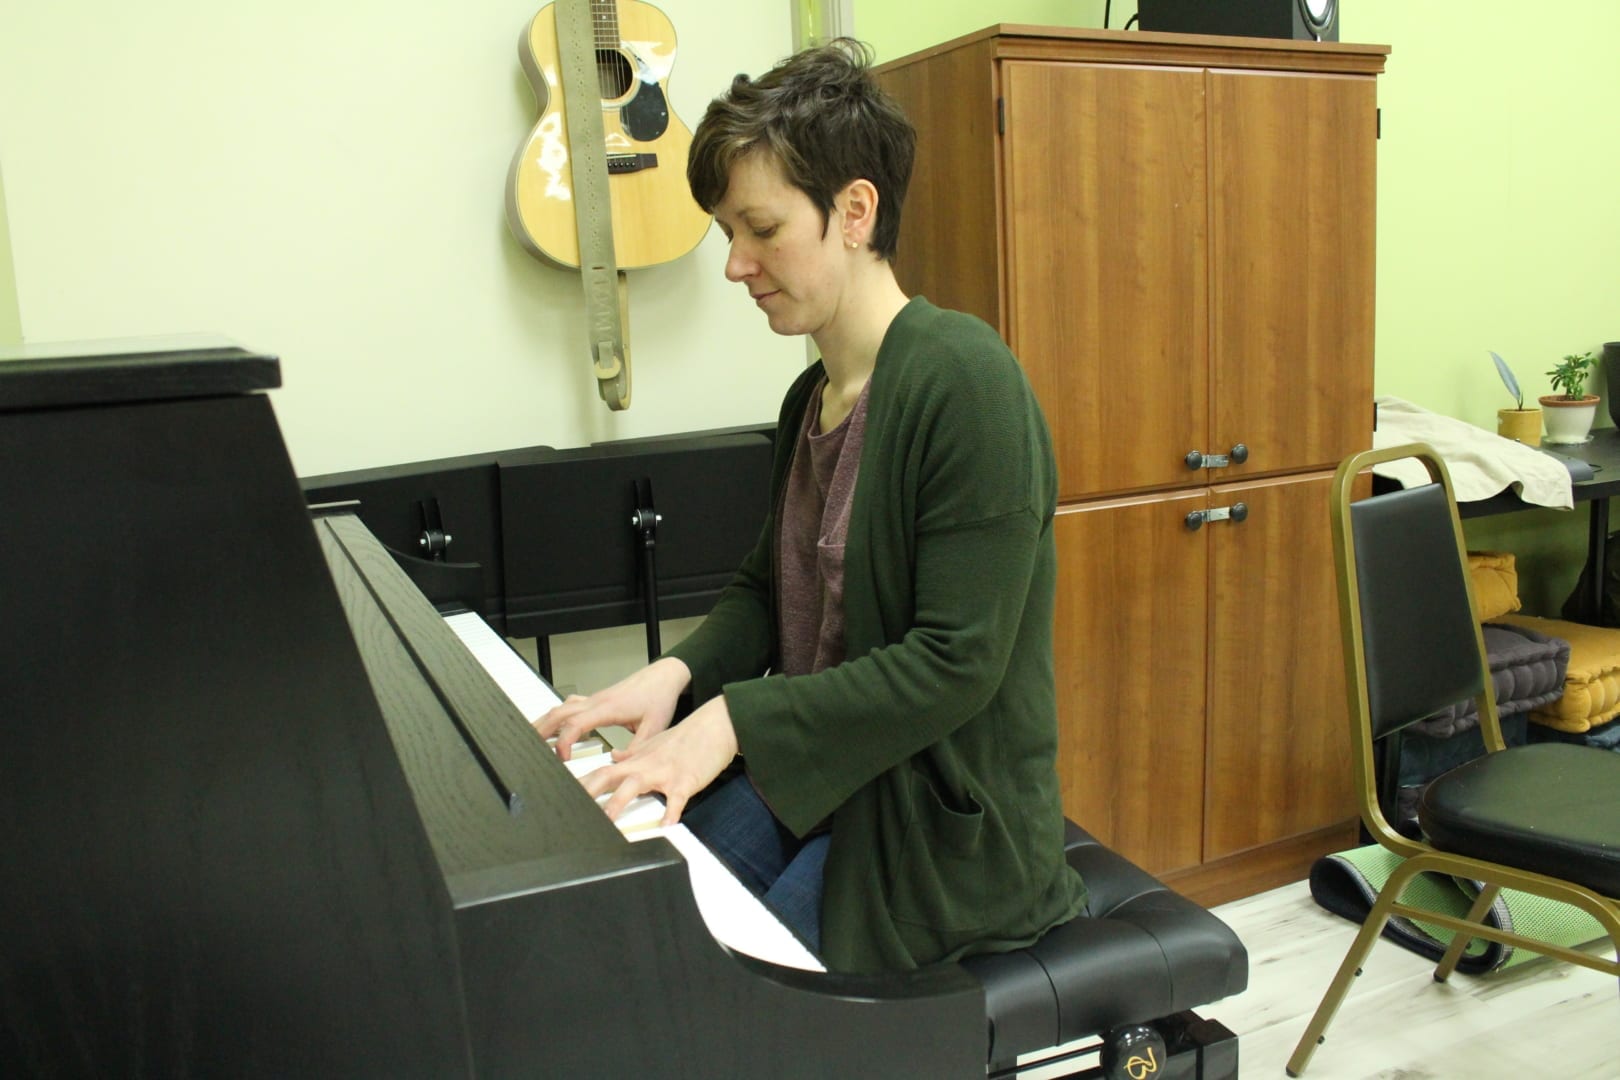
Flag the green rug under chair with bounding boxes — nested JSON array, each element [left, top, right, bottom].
[[1310, 844, 1608, 974]]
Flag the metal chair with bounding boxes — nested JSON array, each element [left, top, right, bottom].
[[1287, 442, 1620, 1076]]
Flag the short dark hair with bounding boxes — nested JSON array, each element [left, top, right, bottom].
[[687, 38, 916, 261]]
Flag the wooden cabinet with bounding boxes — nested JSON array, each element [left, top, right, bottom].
[[878, 26, 1387, 903]]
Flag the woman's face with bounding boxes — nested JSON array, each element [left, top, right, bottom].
[[713, 153, 852, 340]]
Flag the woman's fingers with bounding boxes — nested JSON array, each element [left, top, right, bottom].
[[532, 658, 691, 761], [660, 789, 689, 828], [552, 721, 588, 761], [595, 770, 648, 823], [533, 693, 589, 737], [535, 694, 616, 760], [624, 709, 671, 751], [581, 759, 671, 824], [580, 704, 737, 828]]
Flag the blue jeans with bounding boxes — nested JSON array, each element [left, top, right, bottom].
[[683, 773, 829, 956]]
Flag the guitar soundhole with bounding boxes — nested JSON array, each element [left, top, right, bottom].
[[595, 49, 633, 101]]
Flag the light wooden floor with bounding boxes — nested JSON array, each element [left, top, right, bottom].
[[1206, 880, 1617, 1078]]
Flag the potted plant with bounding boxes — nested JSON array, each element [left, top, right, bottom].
[[1491, 350, 1541, 445], [1540, 349, 1599, 444]]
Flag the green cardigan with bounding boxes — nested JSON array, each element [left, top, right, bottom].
[[667, 297, 1088, 972]]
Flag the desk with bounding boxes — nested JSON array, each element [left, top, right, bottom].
[[1455, 428, 1620, 620]]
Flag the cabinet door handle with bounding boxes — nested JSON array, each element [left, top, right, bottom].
[[1184, 501, 1249, 531], [1184, 444, 1250, 470]]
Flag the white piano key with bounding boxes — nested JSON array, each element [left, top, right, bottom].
[[444, 613, 633, 749], [562, 749, 613, 779], [595, 792, 668, 834], [551, 735, 605, 758], [443, 611, 561, 722]]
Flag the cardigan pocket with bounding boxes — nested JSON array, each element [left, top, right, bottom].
[[887, 768, 991, 934]]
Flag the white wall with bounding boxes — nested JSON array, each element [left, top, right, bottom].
[[0, 1, 801, 477], [0, 1, 801, 692]]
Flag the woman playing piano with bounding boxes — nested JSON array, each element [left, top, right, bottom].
[[535, 39, 1088, 974]]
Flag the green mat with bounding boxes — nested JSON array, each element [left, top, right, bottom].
[[1309, 844, 1607, 974]]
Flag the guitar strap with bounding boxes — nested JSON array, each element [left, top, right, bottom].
[[556, 0, 631, 410]]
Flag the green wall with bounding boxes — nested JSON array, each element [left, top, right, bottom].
[[860, 0, 1110, 57], [0, 165, 19, 346], [1340, 1, 1617, 615], [858, 0, 1620, 615]]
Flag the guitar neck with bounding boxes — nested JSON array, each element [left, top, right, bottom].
[[591, 0, 620, 48]]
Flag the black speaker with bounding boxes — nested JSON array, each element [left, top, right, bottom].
[[1137, 0, 1339, 42]]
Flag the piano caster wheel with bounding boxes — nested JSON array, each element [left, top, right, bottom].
[[1101, 1023, 1167, 1080]]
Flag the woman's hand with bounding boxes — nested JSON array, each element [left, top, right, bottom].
[[532, 656, 691, 760], [581, 694, 739, 826]]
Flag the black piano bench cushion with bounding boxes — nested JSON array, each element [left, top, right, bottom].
[[1419, 741, 1620, 898], [961, 821, 1249, 1070]]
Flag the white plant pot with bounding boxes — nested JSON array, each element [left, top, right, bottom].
[[1539, 395, 1599, 444]]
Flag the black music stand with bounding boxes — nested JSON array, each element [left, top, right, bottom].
[[303, 429, 774, 684]]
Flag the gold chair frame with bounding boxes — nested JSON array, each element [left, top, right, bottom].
[[1287, 442, 1620, 1076]]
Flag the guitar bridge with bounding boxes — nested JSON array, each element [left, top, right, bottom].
[[607, 153, 658, 174]]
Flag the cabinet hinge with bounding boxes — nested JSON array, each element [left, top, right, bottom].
[[1376, 107, 1382, 140], [997, 97, 1005, 136]]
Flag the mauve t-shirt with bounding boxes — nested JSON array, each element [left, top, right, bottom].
[[777, 376, 871, 677]]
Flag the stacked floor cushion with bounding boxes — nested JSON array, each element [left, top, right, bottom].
[[1496, 613, 1620, 735], [1408, 622, 1568, 740]]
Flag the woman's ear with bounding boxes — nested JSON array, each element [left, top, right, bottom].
[[836, 178, 880, 249]]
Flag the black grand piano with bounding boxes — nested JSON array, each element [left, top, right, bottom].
[[0, 342, 1246, 1078]]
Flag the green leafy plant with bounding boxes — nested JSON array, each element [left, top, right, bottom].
[[1489, 350, 1524, 409], [1547, 350, 1596, 400]]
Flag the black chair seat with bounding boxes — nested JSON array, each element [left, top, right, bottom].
[[962, 820, 1248, 1071], [1420, 741, 1620, 897]]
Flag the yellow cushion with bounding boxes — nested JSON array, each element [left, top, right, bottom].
[[1497, 614, 1620, 732], [1467, 550, 1521, 622]]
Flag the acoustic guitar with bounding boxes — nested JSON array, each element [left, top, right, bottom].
[[505, 0, 711, 270]]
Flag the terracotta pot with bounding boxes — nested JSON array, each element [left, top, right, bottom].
[[1497, 407, 1542, 446], [1539, 394, 1600, 445]]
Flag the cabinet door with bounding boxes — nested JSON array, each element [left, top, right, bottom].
[[1003, 62, 1208, 502], [1203, 472, 1356, 861], [1207, 71, 1377, 476], [1054, 490, 1208, 875]]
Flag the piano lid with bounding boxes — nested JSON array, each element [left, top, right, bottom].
[[0, 333, 279, 412]]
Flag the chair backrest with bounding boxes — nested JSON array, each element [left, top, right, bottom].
[[1333, 444, 1502, 849], [1347, 479, 1486, 740]]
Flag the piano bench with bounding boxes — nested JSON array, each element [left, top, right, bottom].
[[961, 820, 1248, 1079]]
